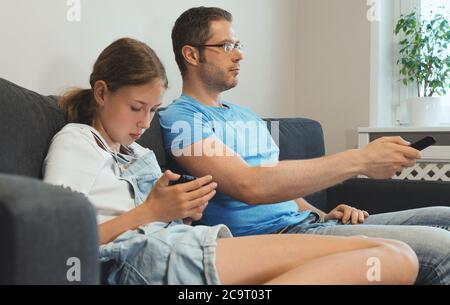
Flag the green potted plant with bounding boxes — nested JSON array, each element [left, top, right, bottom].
[[394, 10, 450, 126]]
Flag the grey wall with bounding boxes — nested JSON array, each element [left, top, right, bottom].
[[0, 0, 372, 154], [295, 0, 371, 154], [0, 0, 298, 117]]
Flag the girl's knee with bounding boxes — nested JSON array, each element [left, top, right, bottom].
[[343, 236, 418, 284], [377, 239, 419, 285]]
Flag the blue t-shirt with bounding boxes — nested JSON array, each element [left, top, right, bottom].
[[159, 94, 310, 236]]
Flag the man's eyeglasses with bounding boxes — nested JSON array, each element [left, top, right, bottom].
[[193, 42, 244, 53]]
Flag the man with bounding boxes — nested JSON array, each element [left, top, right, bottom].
[[159, 7, 450, 284]]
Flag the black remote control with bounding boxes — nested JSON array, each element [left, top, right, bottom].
[[168, 174, 197, 186], [410, 136, 436, 151]]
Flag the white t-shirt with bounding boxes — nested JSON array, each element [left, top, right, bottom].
[[43, 123, 151, 224]]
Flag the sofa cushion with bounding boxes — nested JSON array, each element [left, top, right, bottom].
[[0, 78, 65, 178]]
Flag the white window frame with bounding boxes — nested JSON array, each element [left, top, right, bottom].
[[369, 0, 421, 127], [420, 0, 450, 101]]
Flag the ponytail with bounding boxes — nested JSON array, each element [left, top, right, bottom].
[[58, 88, 96, 125]]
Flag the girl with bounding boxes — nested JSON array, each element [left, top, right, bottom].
[[43, 38, 418, 285]]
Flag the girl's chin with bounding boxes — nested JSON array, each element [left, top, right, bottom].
[[121, 137, 134, 146]]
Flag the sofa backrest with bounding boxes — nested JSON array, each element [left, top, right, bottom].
[[0, 78, 66, 179], [0, 78, 326, 209], [0, 78, 166, 179], [265, 117, 325, 161]]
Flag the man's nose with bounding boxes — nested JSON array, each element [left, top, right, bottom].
[[232, 49, 243, 62]]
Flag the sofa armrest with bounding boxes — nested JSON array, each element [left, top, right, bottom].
[[326, 178, 450, 214], [0, 174, 99, 284]]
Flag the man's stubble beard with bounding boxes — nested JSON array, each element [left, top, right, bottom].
[[198, 61, 238, 93]]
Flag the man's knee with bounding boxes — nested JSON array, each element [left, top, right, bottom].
[[405, 226, 450, 255], [414, 206, 450, 220]]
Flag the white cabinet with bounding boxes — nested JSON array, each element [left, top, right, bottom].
[[358, 127, 450, 181]]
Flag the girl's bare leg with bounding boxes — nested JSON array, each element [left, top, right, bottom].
[[215, 234, 418, 285]]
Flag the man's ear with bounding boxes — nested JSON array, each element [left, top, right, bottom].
[[93, 80, 108, 107], [182, 45, 201, 68]]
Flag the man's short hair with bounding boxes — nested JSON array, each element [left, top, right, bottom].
[[171, 7, 232, 77]]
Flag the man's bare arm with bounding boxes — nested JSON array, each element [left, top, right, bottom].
[[173, 136, 420, 205]]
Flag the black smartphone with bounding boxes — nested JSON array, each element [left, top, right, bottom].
[[168, 174, 197, 186], [410, 136, 436, 151]]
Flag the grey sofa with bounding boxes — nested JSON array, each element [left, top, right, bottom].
[[1, 78, 449, 284]]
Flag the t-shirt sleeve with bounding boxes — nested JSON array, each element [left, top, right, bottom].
[[159, 104, 216, 152], [43, 127, 105, 196]]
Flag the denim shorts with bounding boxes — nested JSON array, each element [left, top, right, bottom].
[[99, 221, 232, 285]]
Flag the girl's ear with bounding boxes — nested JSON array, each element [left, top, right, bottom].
[[182, 45, 201, 68], [93, 80, 108, 107]]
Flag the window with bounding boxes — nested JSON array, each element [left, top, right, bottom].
[[369, 0, 449, 127], [420, 0, 450, 99], [421, 0, 450, 20]]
